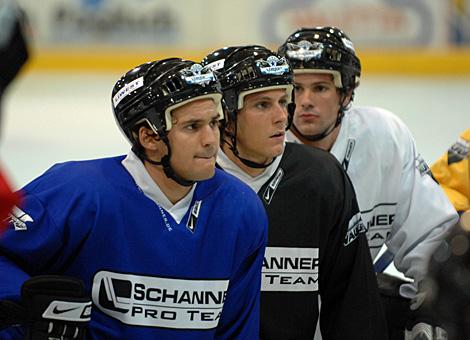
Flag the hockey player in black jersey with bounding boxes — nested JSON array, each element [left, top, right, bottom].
[[202, 45, 388, 339]]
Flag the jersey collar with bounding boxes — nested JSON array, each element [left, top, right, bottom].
[[217, 147, 283, 193], [122, 151, 196, 223]]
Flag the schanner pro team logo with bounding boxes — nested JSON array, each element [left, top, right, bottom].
[[262, 247, 319, 292], [92, 271, 229, 329], [344, 212, 368, 246]]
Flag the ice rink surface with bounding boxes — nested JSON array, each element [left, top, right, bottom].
[[1, 71, 469, 189]]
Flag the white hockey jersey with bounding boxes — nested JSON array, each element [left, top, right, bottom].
[[287, 106, 458, 297]]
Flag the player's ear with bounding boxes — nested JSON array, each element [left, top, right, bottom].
[[338, 89, 353, 108], [223, 110, 236, 137], [138, 125, 161, 151]]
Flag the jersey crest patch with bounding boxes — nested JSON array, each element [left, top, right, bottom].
[[262, 168, 283, 205]]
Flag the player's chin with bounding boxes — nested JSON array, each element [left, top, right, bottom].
[[295, 120, 319, 134], [191, 168, 216, 181], [190, 158, 217, 180], [267, 141, 285, 157]]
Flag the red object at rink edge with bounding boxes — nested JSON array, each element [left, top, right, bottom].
[[0, 167, 20, 233]]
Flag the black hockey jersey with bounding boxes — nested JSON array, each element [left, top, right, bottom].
[[220, 143, 387, 339]]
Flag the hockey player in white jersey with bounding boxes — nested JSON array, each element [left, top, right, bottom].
[[203, 45, 387, 339], [0, 58, 268, 339], [278, 26, 458, 340]]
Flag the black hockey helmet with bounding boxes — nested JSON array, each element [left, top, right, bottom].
[[215, 45, 294, 115], [112, 58, 223, 186], [203, 45, 294, 169], [278, 26, 361, 91], [201, 46, 241, 72], [112, 58, 223, 145]]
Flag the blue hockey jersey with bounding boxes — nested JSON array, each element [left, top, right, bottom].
[[0, 155, 268, 339]]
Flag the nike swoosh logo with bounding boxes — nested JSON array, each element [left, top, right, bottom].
[[52, 306, 80, 314], [264, 189, 271, 201]]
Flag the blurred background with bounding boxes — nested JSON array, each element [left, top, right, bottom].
[[1, 0, 470, 188]]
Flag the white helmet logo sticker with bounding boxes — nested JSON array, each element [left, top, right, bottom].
[[204, 59, 225, 72], [112, 77, 144, 108], [341, 37, 355, 52], [183, 64, 215, 86], [257, 56, 289, 75], [286, 40, 324, 61]]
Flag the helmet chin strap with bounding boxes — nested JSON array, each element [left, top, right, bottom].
[[224, 113, 276, 169], [160, 154, 194, 187], [134, 132, 195, 187]]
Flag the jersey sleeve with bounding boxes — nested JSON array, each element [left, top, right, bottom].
[[0, 192, 63, 303], [431, 128, 470, 213], [0, 168, 94, 302], [386, 122, 459, 297], [215, 192, 268, 339], [319, 164, 388, 339]]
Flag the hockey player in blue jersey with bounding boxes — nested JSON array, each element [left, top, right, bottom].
[[202, 45, 388, 339], [0, 58, 268, 339]]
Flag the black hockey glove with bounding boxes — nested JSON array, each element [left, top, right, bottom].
[[0, 275, 92, 340]]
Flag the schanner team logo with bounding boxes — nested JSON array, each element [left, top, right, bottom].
[[92, 271, 229, 329], [262, 247, 319, 292], [344, 212, 367, 246], [360, 203, 397, 258]]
